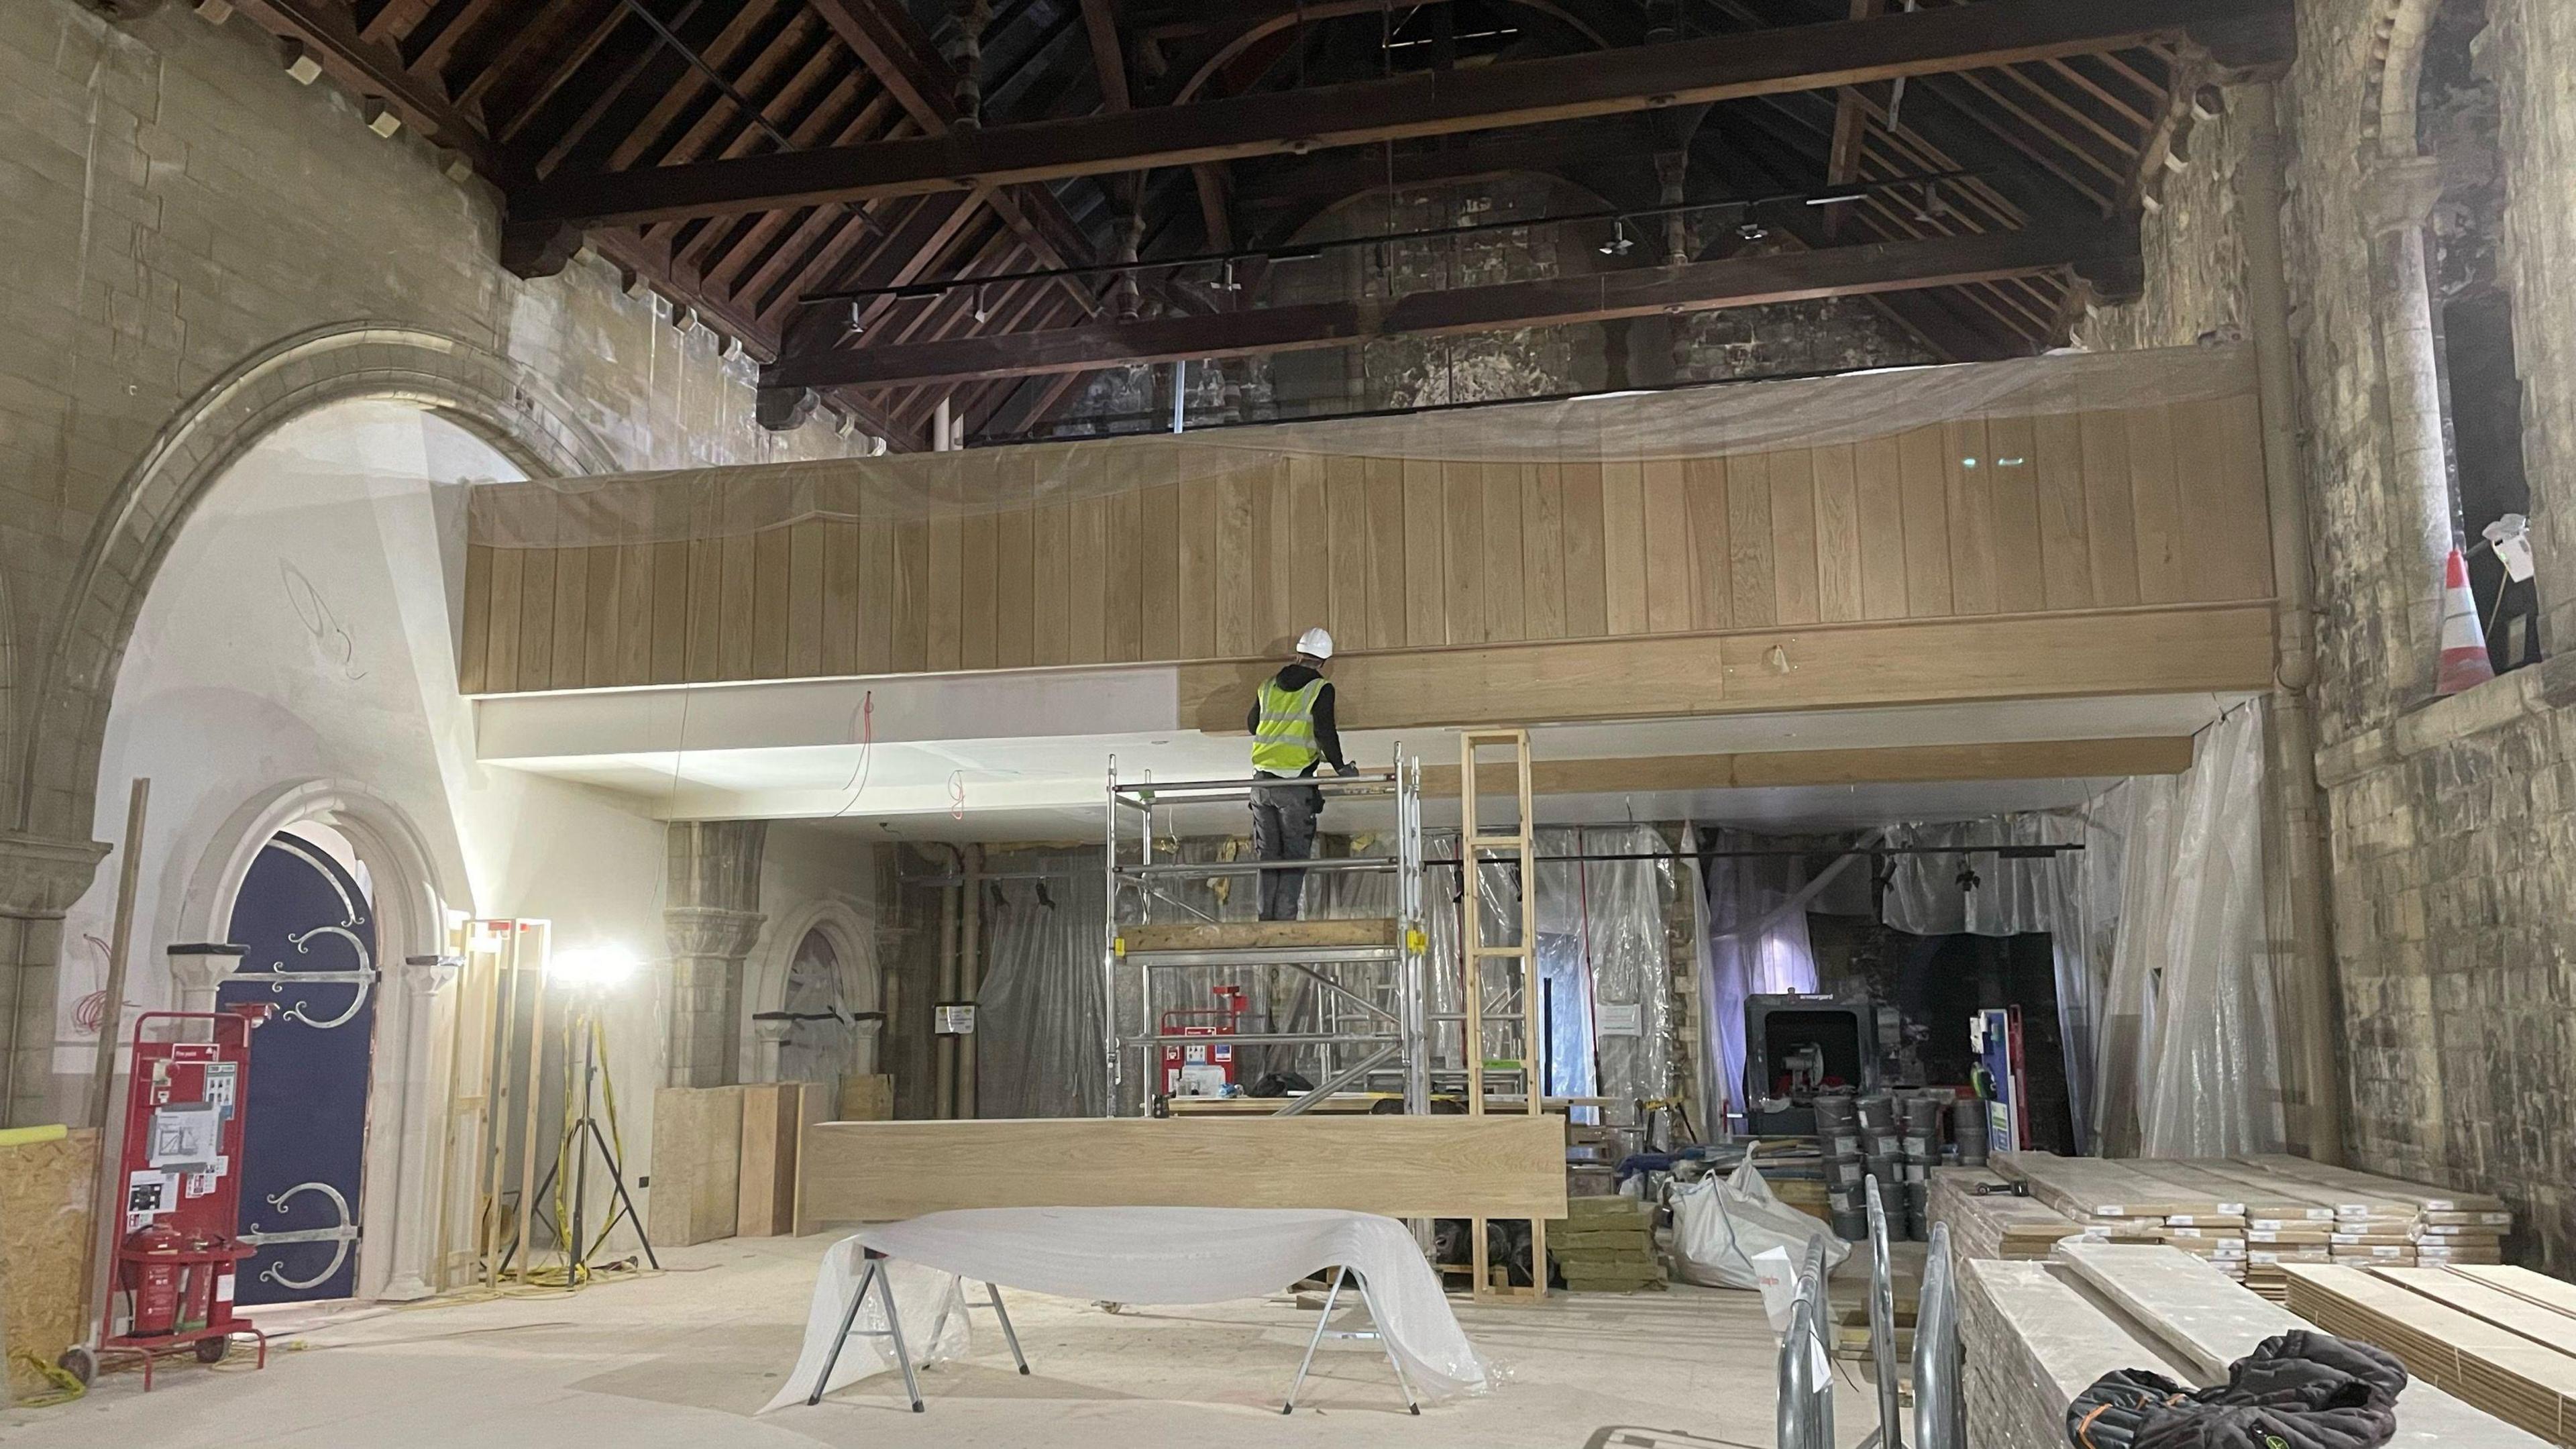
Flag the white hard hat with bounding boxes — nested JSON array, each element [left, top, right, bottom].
[[1295, 626, 1335, 660]]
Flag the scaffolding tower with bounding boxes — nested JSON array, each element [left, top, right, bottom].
[[1103, 749, 1430, 1118]]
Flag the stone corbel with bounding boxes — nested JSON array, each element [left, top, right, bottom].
[[0, 831, 113, 918], [2359, 154, 2445, 237]]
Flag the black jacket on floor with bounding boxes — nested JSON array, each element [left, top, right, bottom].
[[2068, 1331, 2407, 1449]]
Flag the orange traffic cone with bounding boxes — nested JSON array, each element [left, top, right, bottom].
[[2435, 545, 2496, 696]]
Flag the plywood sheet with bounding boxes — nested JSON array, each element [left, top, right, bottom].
[[796, 1116, 1567, 1230], [1117, 918, 1400, 953], [737, 1083, 802, 1238], [1, 1130, 99, 1405], [649, 1086, 743, 1248]]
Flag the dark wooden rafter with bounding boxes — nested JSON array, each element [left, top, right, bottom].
[[765, 221, 2136, 390], [511, 0, 2292, 228]]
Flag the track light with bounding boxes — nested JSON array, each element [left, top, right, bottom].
[[841, 301, 865, 338], [1598, 217, 1635, 256], [1736, 220, 1769, 242], [973, 283, 990, 324]]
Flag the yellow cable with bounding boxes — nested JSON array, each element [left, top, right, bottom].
[[11, 1352, 86, 1407]]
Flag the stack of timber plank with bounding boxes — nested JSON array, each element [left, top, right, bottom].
[[1990, 1153, 2514, 1301], [2051, 1243, 2546, 1449], [1546, 1197, 1664, 1293], [1929, 1167, 2161, 1261], [1956, 1254, 2200, 1449], [2284, 1264, 2576, 1444]]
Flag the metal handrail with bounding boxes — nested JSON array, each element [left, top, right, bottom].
[[1776, 1232, 1837, 1449], [1913, 1222, 1964, 1449], [1866, 1175, 1906, 1449]]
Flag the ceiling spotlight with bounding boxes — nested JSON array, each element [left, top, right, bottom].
[[1736, 220, 1769, 242], [1599, 218, 1635, 256], [973, 283, 991, 325], [841, 301, 865, 338], [1218, 258, 1242, 292], [1913, 181, 1951, 222]]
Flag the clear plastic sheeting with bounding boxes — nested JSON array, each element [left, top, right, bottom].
[[2092, 702, 2284, 1159], [468, 345, 2257, 546], [974, 850, 1109, 1119], [1695, 828, 1852, 1131], [766, 1210, 1489, 1413]]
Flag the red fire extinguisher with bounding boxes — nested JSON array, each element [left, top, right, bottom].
[[123, 1222, 187, 1338], [180, 1236, 220, 1332]]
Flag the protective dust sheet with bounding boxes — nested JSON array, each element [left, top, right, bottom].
[[765, 1207, 1488, 1413]]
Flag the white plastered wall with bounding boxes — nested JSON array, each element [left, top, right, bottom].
[[54, 400, 677, 1301]]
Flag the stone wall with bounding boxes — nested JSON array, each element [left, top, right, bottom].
[[0, 2, 864, 1119], [2084, 0, 2576, 1269]]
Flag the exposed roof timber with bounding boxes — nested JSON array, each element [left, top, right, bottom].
[[763, 221, 2131, 391], [510, 0, 2290, 229], [231, 0, 502, 172]]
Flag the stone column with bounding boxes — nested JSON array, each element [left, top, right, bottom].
[[166, 943, 248, 1041], [661, 820, 767, 1088], [378, 953, 460, 1301], [2362, 154, 2459, 686], [0, 830, 109, 1126], [752, 1016, 794, 1084]]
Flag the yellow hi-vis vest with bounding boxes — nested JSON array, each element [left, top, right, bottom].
[[1250, 676, 1327, 773]]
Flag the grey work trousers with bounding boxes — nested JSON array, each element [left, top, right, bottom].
[[1249, 775, 1322, 920]]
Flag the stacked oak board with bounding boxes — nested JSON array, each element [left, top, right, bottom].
[[1987, 1152, 2511, 1301], [1546, 1196, 1664, 1293], [2286, 1264, 2576, 1444], [1957, 1243, 2545, 1449], [1930, 1167, 2163, 1261]]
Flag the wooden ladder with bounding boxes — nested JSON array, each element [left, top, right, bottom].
[[1460, 728, 1545, 1302]]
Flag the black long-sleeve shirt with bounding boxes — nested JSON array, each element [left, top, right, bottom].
[[1246, 663, 1348, 773]]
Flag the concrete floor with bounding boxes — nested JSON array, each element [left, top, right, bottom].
[[2, 1234, 1878, 1448]]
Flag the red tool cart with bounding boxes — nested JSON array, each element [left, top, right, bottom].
[[1159, 985, 1248, 1098], [90, 1004, 275, 1390]]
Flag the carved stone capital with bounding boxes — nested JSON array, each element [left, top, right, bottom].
[[0, 831, 112, 918], [2360, 154, 2445, 235], [663, 905, 765, 962], [166, 943, 247, 1005]]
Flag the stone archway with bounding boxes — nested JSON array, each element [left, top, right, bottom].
[[742, 897, 879, 1087], [0, 323, 617, 1126], [11, 323, 618, 849], [2366, 0, 2446, 159]]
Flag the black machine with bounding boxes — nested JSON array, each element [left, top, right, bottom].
[[1743, 992, 1923, 1135]]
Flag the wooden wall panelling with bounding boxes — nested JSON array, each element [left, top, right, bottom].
[[1898, 424, 1954, 614], [1105, 488, 1143, 663], [1177, 604, 2273, 733], [1768, 449, 1821, 627], [1323, 456, 1366, 649], [1364, 456, 1409, 648], [459, 543, 492, 692], [2078, 408, 2141, 607], [1943, 417, 1998, 614], [617, 541, 655, 685], [788, 522, 826, 677], [1642, 457, 1694, 633], [1600, 458, 1649, 635], [754, 527, 792, 678], [1287, 455, 1329, 641], [1854, 436, 1908, 621], [1443, 459, 1487, 644], [926, 516, 964, 672], [1559, 460, 1607, 638], [1179, 468, 1218, 659], [2033, 413, 2095, 610], [994, 507, 1034, 667], [1070, 493, 1111, 663], [960, 512, 999, 669], [581, 543, 620, 686], [1987, 416, 2047, 615], [1213, 474, 1255, 657], [647, 540, 686, 684], [2125, 405, 2185, 604], [1032, 500, 1069, 665], [2174, 394, 2273, 601], [1726, 452, 1776, 629], [794, 1116, 1569, 1228], [1685, 457, 1731, 631], [716, 531, 754, 679], [518, 546, 556, 691], [859, 520, 896, 674], [1140, 480, 1182, 663], [1417, 735, 2200, 797], [1254, 460, 1290, 652], [1482, 460, 1525, 642], [822, 523, 859, 676], [683, 537, 718, 681], [1521, 462, 1568, 641], [890, 521, 926, 672], [1813, 445, 1864, 624]]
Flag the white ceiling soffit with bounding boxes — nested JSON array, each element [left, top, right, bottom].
[[478, 672, 2249, 837]]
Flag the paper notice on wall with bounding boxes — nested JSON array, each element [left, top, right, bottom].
[[933, 1004, 975, 1035], [204, 1061, 238, 1118], [1597, 1002, 1643, 1037], [125, 1169, 176, 1230]]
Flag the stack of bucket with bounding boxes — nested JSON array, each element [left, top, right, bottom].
[[1899, 1094, 1942, 1240], [1952, 1097, 1990, 1167], [1859, 1094, 1903, 1238], [1817, 1094, 1867, 1240]]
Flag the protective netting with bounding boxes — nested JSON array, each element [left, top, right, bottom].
[[469, 344, 2256, 545]]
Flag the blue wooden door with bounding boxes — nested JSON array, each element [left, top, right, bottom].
[[221, 833, 378, 1303]]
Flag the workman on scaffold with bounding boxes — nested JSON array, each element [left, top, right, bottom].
[[1245, 626, 1357, 920]]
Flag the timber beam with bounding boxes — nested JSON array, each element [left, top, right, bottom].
[[510, 0, 2293, 229], [760, 221, 2133, 391]]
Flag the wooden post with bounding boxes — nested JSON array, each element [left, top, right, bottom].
[[85, 779, 150, 1130]]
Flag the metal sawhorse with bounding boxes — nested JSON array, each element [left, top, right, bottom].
[[804, 1248, 1030, 1411], [1282, 1265, 1421, 1416]]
